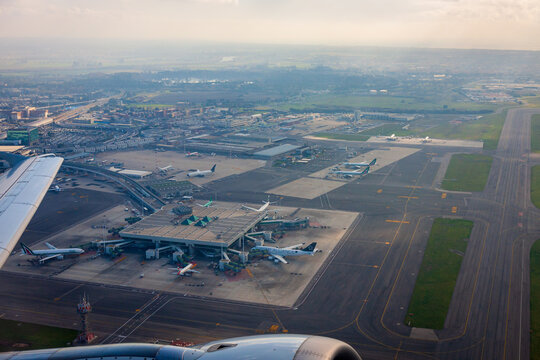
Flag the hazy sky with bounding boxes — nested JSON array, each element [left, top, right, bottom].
[[0, 0, 539, 50]]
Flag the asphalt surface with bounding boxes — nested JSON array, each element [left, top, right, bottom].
[[1, 108, 539, 359]]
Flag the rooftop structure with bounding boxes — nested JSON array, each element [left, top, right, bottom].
[[253, 144, 301, 159], [117, 169, 152, 179], [120, 204, 266, 249]]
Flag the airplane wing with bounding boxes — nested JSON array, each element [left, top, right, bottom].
[[273, 254, 288, 264], [242, 205, 258, 212], [45, 242, 57, 250], [283, 243, 304, 250], [0, 153, 63, 267], [39, 253, 62, 263]]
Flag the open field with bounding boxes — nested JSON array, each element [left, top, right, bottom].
[[312, 132, 369, 141], [531, 240, 540, 360], [441, 154, 492, 191], [423, 110, 507, 150], [532, 166, 540, 209], [524, 95, 540, 108], [95, 150, 266, 186], [0, 318, 77, 351], [266, 94, 501, 113], [405, 218, 474, 329], [360, 123, 409, 136], [532, 115, 540, 153]]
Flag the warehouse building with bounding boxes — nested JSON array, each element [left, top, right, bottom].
[[252, 144, 301, 160]]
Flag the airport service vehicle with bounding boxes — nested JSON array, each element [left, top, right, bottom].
[[0, 334, 361, 360], [187, 164, 216, 177], [422, 136, 432, 143], [169, 263, 200, 277], [330, 166, 370, 178], [342, 158, 376, 168], [48, 185, 61, 192], [20, 242, 84, 264], [0, 152, 63, 267], [387, 133, 397, 141], [252, 242, 318, 264]]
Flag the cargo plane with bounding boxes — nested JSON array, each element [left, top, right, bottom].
[[169, 263, 200, 277], [20, 242, 84, 264], [252, 242, 318, 264], [330, 166, 370, 178], [342, 158, 376, 168], [187, 164, 216, 177], [242, 196, 274, 212]]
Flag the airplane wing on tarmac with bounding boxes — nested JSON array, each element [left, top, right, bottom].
[[0, 153, 63, 267], [273, 254, 288, 264]]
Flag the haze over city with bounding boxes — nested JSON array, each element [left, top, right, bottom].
[[1, 0, 539, 50]]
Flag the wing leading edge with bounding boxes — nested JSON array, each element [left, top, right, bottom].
[[0, 154, 64, 267]]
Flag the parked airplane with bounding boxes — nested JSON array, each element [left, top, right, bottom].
[[387, 133, 397, 141], [197, 199, 213, 207], [20, 242, 84, 264], [158, 165, 173, 172], [187, 164, 216, 177], [242, 197, 274, 212], [169, 263, 200, 276], [342, 158, 376, 168], [330, 166, 370, 178], [252, 242, 318, 264], [185, 152, 200, 157]]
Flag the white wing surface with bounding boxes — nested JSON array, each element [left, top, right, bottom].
[[0, 153, 63, 267]]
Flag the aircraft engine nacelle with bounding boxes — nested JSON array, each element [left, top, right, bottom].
[[57, 255, 64, 260], [0, 335, 362, 360]]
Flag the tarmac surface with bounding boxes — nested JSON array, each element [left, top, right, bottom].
[[1, 108, 540, 359]]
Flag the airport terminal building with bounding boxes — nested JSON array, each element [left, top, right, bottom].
[[119, 204, 266, 252]]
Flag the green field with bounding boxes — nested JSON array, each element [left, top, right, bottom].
[[531, 240, 540, 359], [532, 115, 540, 153], [312, 132, 370, 141], [0, 319, 77, 351], [360, 123, 410, 136], [405, 218, 474, 329], [532, 166, 540, 209], [424, 110, 507, 150], [441, 154, 493, 192], [269, 94, 502, 113]]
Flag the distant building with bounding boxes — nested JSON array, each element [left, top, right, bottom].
[[6, 127, 39, 145]]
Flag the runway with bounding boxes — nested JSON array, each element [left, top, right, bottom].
[[0, 108, 539, 359]]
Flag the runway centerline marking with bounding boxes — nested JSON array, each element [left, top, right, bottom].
[[386, 220, 410, 224], [398, 196, 418, 199]]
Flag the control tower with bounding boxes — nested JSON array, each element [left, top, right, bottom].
[[75, 294, 96, 344]]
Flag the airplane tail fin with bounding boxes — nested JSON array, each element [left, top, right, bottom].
[[302, 242, 317, 252], [361, 167, 369, 175], [211, 164, 216, 172], [370, 158, 376, 166], [20, 243, 35, 256]]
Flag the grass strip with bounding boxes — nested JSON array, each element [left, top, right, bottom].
[[405, 218, 474, 329], [441, 154, 492, 192], [0, 318, 77, 351]]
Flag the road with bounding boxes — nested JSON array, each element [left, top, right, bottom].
[[0, 108, 539, 359]]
